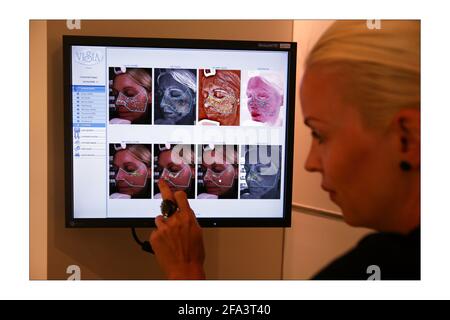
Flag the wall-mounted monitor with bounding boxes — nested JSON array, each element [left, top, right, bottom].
[[64, 35, 296, 227]]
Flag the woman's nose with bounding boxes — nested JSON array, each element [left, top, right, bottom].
[[203, 170, 212, 181], [115, 172, 124, 181], [304, 144, 322, 173]]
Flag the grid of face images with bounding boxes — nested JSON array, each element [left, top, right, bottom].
[[108, 67, 285, 127], [109, 144, 282, 200]]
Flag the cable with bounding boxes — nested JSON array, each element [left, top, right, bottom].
[[131, 227, 154, 254], [131, 200, 178, 255]]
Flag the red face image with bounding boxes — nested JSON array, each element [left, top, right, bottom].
[[112, 73, 151, 123], [201, 147, 238, 196], [246, 76, 283, 125], [199, 70, 241, 126], [158, 149, 195, 193], [113, 149, 151, 197]]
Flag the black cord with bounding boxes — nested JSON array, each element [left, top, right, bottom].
[[131, 227, 154, 254]]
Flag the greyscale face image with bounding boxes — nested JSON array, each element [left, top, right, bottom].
[[240, 145, 282, 199], [154, 68, 197, 125]]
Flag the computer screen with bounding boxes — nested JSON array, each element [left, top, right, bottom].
[[64, 36, 296, 227]]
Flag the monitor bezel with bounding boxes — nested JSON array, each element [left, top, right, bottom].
[[63, 35, 297, 228]]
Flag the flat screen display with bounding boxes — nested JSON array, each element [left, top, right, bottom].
[[64, 36, 296, 227]]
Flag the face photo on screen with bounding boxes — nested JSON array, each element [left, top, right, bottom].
[[241, 71, 284, 127], [154, 144, 196, 199], [109, 144, 152, 199], [198, 69, 241, 126], [154, 68, 197, 125], [197, 144, 239, 199], [109, 67, 152, 125], [240, 145, 282, 199]]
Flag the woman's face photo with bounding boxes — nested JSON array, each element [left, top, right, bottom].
[[154, 69, 196, 125], [243, 145, 281, 199], [113, 149, 151, 197], [112, 73, 150, 123], [301, 66, 400, 228], [246, 76, 283, 125], [158, 149, 195, 193], [201, 148, 238, 196], [199, 70, 241, 126]]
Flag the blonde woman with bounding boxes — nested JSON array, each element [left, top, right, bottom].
[[110, 144, 152, 199], [149, 20, 420, 280], [110, 68, 152, 125]]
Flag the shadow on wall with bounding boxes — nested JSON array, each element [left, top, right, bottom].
[[44, 20, 291, 280]]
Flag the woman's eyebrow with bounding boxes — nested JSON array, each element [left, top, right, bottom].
[[304, 117, 324, 127]]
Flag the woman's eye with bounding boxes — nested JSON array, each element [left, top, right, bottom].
[[256, 164, 269, 173], [169, 166, 181, 173], [213, 166, 224, 173], [170, 89, 183, 98], [311, 131, 324, 144], [257, 94, 268, 100], [125, 90, 136, 98], [213, 90, 227, 99], [125, 165, 136, 172]]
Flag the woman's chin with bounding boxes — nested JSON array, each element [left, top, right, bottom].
[[341, 211, 367, 228], [169, 186, 186, 193], [118, 187, 139, 197]]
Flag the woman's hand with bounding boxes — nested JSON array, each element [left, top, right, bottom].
[[150, 179, 206, 280]]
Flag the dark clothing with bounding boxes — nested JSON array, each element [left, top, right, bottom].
[[313, 227, 420, 280]]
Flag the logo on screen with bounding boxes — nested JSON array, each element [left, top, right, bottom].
[[74, 48, 104, 65]]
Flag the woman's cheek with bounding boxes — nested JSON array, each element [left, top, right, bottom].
[[321, 143, 342, 185]]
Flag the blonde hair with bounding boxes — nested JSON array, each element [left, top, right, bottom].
[[127, 144, 152, 167], [305, 20, 420, 128], [126, 68, 152, 92]]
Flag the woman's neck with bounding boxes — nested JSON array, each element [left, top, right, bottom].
[[379, 176, 420, 235]]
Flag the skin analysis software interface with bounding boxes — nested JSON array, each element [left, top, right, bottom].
[[69, 40, 293, 223]]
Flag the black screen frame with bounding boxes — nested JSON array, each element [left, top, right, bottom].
[[63, 35, 297, 228]]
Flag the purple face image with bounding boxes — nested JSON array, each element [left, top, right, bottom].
[[246, 76, 283, 126]]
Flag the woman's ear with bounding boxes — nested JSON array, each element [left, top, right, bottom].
[[391, 108, 420, 170]]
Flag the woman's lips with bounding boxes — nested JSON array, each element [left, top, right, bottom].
[[118, 111, 136, 120], [322, 185, 337, 201], [329, 191, 337, 202], [117, 183, 133, 190], [205, 185, 221, 195], [163, 112, 178, 119]]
